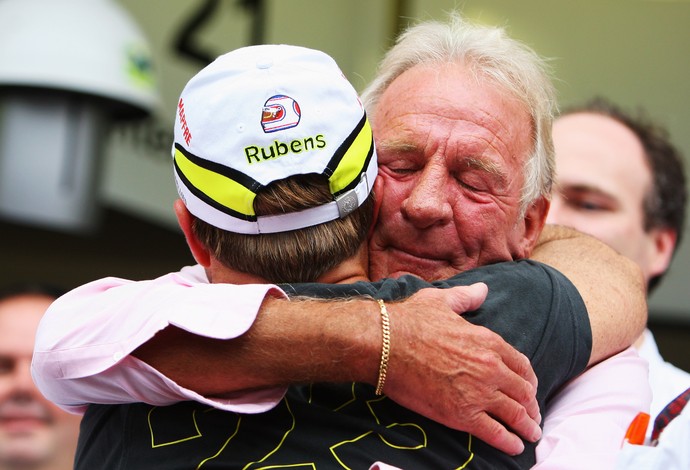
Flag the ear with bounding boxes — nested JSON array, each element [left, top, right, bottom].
[[646, 226, 677, 279], [520, 196, 550, 257], [174, 199, 211, 268], [368, 175, 384, 239]]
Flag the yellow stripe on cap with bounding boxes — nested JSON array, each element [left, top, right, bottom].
[[174, 148, 257, 217], [328, 118, 373, 194]]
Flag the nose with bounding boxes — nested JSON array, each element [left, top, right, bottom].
[[402, 164, 453, 228]]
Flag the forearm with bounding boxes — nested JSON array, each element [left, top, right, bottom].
[[125, 279, 543, 456], [133, 296, 383, 395], [531, 225, 647, 365], [37, 273, 540, 455]]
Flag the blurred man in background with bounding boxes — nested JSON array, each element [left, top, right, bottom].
[[547, 97, 689, 432], [0, 285, 80, 470]]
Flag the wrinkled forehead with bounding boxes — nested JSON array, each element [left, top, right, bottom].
[[373, 63, 533, 168]]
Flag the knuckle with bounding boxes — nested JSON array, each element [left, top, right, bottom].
[[506, 402, 528, 426]]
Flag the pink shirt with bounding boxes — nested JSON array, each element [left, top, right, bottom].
[[534, 347, 651, 469], [32, 265, 288, 414], [31, 265, 650, 468]]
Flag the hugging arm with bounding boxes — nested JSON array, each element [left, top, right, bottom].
[[531, 224, 647, 365], [32, 268, 539, 456], [33, 226, 641, 455], [135, 283, 542, 455]]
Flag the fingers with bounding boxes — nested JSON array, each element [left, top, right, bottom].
[[416, 283, 488, 313], [460, 332, 541, 441], [454, 325, 540, 423], [383, 291, 542, 454], [447, 282, 488, 312], [441, 381, 540, 455], [488, 388, 542, 444], [470, 413, 528, 456], [512, 364, 540, 423], [467, 325, 540, 423], [494, 339, 540, 420]]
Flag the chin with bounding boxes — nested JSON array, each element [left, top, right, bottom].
[[0, 439, 55, 468]]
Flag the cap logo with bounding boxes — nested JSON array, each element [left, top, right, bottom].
[[261, 95, 301, 133], [178, 98, 192, 145]]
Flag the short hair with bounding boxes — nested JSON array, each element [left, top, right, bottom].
[[561, 97, 688, 292], [192, 174, 375, 284], [360, 12, 558, 215]]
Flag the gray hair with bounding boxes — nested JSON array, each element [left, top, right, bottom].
[[361, 13, 557, 214]]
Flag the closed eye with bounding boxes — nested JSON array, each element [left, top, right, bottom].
[[456, 176, 483, 192], [453, 157, 506, 193], [560, 187, 617, 213], [388, 166, 417, 175]]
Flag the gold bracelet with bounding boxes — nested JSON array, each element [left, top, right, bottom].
[[375, 299, 391, 396]]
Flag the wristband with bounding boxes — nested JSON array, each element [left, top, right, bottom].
[[375, 299, 391, 395]]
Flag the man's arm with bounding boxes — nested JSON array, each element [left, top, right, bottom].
[[33, 268, 540, 455], [530, 224, 647, 365], [33, 226, 644, 455], [31, 266, 289, 414], [135, 284, 542, 456]]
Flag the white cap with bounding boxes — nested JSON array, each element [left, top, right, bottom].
[[172, 44, 377, 234]]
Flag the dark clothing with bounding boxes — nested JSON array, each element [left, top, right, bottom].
[[75, 260, 591, 469]]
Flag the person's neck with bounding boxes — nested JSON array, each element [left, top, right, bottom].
[[207, 243, 370, 285], [314, 242, 369, 284]]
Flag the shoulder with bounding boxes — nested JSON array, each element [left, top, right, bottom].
[[443, 259, 570, 287], [446, 260, 583, 308]]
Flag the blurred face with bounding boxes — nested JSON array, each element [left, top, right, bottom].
[[368, 62, 547, 281], [547, 112, 672, 284], [0, 295, 80, 469]]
